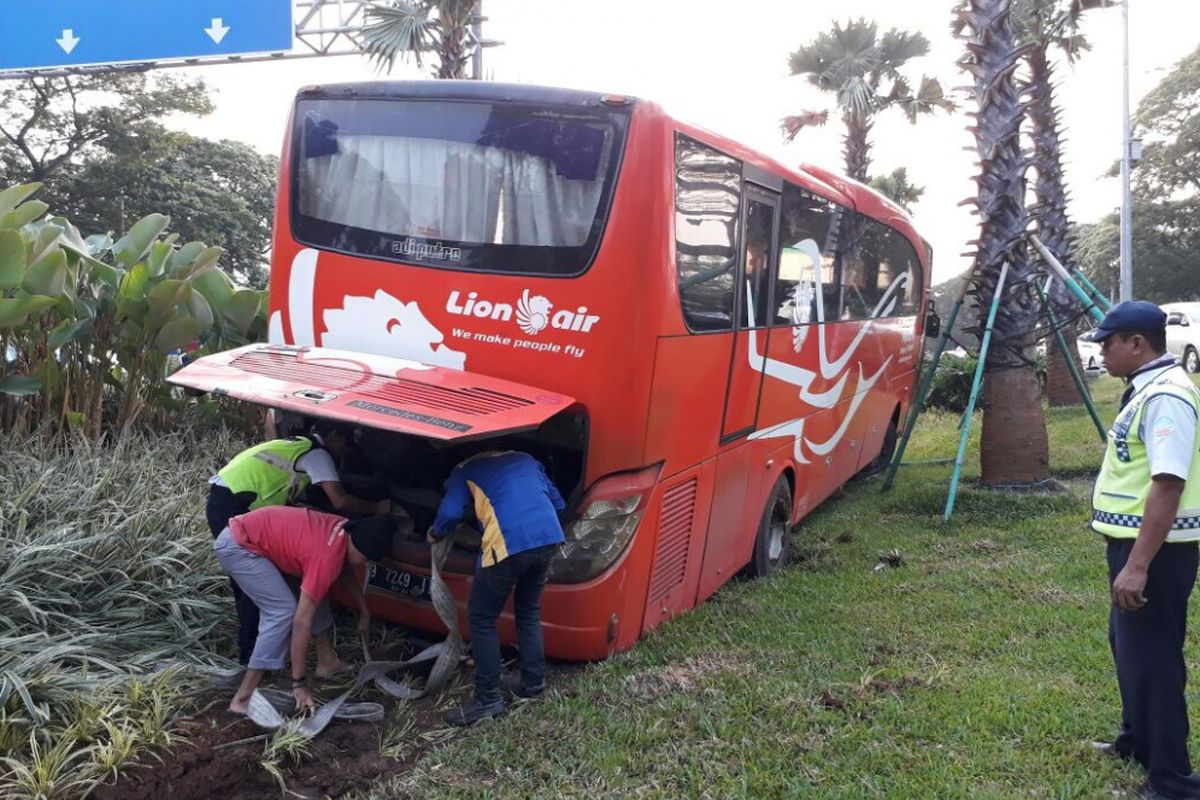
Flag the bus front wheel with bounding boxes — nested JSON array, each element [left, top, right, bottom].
[[749, 476, 792, 578]]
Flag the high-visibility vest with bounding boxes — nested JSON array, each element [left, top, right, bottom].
[[217, 436, 323, 510], [1091, 365, 1200, 541]]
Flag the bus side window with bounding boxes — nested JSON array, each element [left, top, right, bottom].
[[739, 199, 774, 329], [841, 215, 922, 320], [675, 135, 741, 333], [773, 183, 835, 327]]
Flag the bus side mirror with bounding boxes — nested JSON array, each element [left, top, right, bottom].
[[924, 301, 941, 339]]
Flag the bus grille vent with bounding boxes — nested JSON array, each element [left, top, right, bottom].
[[648, 478, 697, 604], [229, 350, 532, 416]]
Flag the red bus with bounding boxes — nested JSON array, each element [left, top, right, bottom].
[[171, 81, 932, 661]]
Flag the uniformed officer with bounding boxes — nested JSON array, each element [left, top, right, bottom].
[[1085, 301, 1200, 800], [206, 419, 389, 664]]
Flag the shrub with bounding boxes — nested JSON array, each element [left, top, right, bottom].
[[923, 353, 979, 413]]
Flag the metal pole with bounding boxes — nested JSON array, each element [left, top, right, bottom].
[[882, 280, 972, 493], [1119, 0, 1133, 302], [1036, 278, 1107, 443], [1030, 235, 1108, 324], [945, 263, 1008, 521], [471, 0, 483, 80]]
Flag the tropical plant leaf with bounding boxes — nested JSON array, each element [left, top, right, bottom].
[[0, 229, 26, 290], [0, 375, 41, 397], [0, 183, 42, 220], [166, 242, 206, 276], [153, 316, 204, 353], [27, 222, 64, 267], [0, 200, 49, 230], [185, 286, 214, 329], [113, 214, 170, 268], [171, 246, 222, 279], [49, 317, 95, 350], [0, 295, 57, 328], [23, 248, 68, 297], [225, 289, 263, 336], [146, 241, 174, 278], [190, 266, 234, 310], [361, 0, 439, 73]]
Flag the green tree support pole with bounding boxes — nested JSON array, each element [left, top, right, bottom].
[[1030, 235, 1107, 324], [944, 263, 1009, 521], [1036, 278, 1106, 442], [1072, 269, 1112, 313], [881, 278, 972, 492]]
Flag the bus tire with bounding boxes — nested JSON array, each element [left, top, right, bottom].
[[749, 476, 792, 578], [866, 418, 899, 476]]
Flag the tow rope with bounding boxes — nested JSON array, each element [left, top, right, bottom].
[[245, 534, 464, 737]]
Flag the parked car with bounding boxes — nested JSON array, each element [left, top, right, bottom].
[[1077, 332, 1103, 373], [1161, 302, 1200, 373]]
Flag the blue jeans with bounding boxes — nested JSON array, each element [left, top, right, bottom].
[[467, 544, 557, 702]]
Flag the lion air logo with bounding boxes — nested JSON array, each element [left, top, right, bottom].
[[517, 291, 553, 335], [324, 290, 466, 370], [445, 289, 601, 336]]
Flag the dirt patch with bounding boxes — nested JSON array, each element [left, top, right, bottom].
[[621, 653, 754, 701], [88, 692, 447, 800], [89, 652, 582, 800]]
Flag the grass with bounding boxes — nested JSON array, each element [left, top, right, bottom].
[[355, 375, 1182, 799]]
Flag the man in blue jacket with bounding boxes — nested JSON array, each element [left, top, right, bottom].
[[428, 450, 566, 726]]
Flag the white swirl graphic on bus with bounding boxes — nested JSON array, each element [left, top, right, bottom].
[[517, 291, 552, 335], [748, 238, 907, 464]]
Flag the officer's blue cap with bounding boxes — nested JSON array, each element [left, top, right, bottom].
[[1080, 300, 1166, 342]]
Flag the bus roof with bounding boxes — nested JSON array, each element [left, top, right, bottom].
[[295, 79, 638, 111]]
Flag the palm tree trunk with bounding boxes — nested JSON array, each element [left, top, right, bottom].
[[1046, 327, 1082, 407], [1027, 46, 1078, 318], [960, 0, 1050, 485], [841, 115, 873, 183], [980, 367, 1050, 482]]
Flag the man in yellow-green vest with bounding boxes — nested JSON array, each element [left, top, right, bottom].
[[1084, 301, 1200, 800], [206, 419, 389, 664]]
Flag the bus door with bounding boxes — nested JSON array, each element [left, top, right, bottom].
[[698, 185, 778, 602]]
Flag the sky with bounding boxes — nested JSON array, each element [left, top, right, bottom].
[[167, 0, 1196, 284]]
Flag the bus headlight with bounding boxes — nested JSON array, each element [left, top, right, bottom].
[[546, 464, 661, 584]]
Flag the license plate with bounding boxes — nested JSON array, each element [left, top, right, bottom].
[[367, 564, 432, 603]]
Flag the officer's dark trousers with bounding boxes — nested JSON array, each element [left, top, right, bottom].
[[1108, 537, 1200, 799], [206, 485, 259, 665]]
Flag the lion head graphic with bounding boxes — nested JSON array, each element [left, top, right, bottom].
[[322, 290, 466, 371], [516, 290, 553, 336]]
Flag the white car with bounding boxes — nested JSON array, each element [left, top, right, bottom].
[[1077, 333, 1103, 373], [1161, 302, 1200, 373]]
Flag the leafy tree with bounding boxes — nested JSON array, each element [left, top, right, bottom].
[[1074, 46, 1200, 304], [782, 19, 953, 181], [868, 167, 924, 213], [361, 0, 481, 78], [0, 75, 276, 288]]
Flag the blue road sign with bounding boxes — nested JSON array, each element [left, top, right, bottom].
[[0, 0, 293, 71]]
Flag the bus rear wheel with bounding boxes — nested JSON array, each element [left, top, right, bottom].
[[749, 476, 792, 578]]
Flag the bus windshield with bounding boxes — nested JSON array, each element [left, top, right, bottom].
[[291, 97, 630, 276]]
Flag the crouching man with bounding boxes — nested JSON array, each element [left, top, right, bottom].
[[213, 505, 394, 714], [428, 451, 566, 726]]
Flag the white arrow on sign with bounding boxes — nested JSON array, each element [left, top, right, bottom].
[[56, 29, 81, 55], [205, 18, 230, 44]]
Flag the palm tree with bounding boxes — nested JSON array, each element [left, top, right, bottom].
[[868, 167, 925, 214], [957, 0, 1051, 486], [360, 0, 480, 79], [1011, 0, 1113, 405], [782, 19, 954, 181]]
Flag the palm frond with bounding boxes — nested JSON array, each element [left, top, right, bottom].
[[361, 1, 439, 74], [878, 29, 931, 71], [780, 111, 830, 142], [838, 76, 875, 120]]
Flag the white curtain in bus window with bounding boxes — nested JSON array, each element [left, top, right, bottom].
[[773, 183, 836, 327], [299, 112, 611, 247], [675, 136, 741, 332]]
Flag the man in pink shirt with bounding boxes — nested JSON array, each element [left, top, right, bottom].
[[213, 505, 394, 714]]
